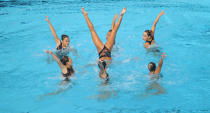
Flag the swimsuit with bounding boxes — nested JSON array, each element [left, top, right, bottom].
[[98, 45, 111, 59], [56, 42, 69, 59], [97, 45, 111, 79]]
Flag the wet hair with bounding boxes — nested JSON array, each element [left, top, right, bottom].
[[99, 71, 109, 83], [148, 62, 156, 72], [108, 29, 112, 32], [102, 75, 109, 85], [61, 34, 69, 41], [63, 77, 70, 81], [144, 30, 153, 40], [98, 61, 109, 80], [61, 56, 69, 65]]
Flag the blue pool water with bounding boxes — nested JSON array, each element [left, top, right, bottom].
[[0, 0, 210, 113]]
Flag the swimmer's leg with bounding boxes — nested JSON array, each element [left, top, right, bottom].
[[105, 8, 126, 50], [82, 7, 104, 53]]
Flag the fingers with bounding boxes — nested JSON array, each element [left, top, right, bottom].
[[45, 50, 53, 54], [120, 7, 126, 15]]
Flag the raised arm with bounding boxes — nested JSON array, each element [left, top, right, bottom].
[[111, 14, 118, 30], [155, 53, 166, 74], [151, 10, 165, 38], [45, 50, 65, 70], [46, 16, 61, 47]]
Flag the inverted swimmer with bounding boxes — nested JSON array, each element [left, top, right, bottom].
[[148, 53, 166, 75], [81, 7, 126, 79], [45, 50, 75, 81], [46, 16, 77, 59], [143, 11, 165, 48]]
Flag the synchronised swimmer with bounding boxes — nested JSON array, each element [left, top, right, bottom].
[[82, 7, 126, 80], [143, 11, 165, 48], [45, 7, 166, 82]]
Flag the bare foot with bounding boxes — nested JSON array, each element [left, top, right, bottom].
[[160, 10, 165, 16], [121, 8, 126, 15], [45, 16, 49, 22], [114, 14, 118, 19], [81, 7, 88, 16]]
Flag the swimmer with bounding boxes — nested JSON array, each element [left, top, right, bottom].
[[81, 7, 126, 79], [143, 11, 165, 48], [45, 50, 75, 81], [148, 53, 166, 75], [45, 16, 77, 58], [140, 53, 166, 98]]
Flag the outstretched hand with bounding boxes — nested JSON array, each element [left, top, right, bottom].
[[159, 10, 165, 16], [81, 7, 88, 16], [46, 16, 49, 22], [120, 8, 126, 16], [45, 50, 53, 54]]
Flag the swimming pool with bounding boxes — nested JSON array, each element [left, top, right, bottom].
[[0, 0, 210, 113]]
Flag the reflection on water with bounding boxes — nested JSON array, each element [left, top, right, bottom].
[[146, 45, 162, 57], [141, 74, 166, 98], [145, 81, 166, 95], [37, 79, 71, 101], [88, 81, 117, 101], [46, 54, 54, 64]]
